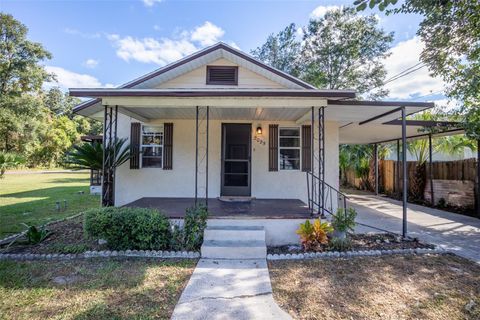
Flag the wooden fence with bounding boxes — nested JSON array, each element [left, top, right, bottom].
[[344, 158, 478, 207]]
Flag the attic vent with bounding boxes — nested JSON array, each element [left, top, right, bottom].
[[206, 66, 238, 85]]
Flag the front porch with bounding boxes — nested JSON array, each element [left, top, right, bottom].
[[124, 197, 311, 219]]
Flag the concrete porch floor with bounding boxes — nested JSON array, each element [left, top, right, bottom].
[[124, 197, 311, 219], [348, 192, 480, 263]]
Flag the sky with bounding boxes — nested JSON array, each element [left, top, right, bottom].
[[1, 0, 448, 105]]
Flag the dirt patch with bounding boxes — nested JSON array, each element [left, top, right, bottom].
[[269, 254, 480, 319], [1, 215, 104, 254], [268, 233, 434, 254]]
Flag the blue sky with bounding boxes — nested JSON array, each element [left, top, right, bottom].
[[1, 0, 447, 104]]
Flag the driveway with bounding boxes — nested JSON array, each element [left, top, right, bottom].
[[347, 192, 480, 263]]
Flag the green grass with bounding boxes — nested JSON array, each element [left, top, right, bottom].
[[0, 258, 196, 320], [0, 172, 100, 237]]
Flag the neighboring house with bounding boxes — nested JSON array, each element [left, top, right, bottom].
[[71, 42, 436, 245]]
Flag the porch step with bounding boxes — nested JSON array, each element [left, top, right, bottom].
[[204, 226, 265, 241], [201, 226, 266, 259]]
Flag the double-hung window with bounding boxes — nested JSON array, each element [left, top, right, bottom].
[[141, 125, 163, 168], [279, 127, 301, 170]]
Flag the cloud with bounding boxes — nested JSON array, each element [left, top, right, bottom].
[[191, 21, 225, 46], [142, 0, 162, 7], [64, 28, 101, 39], [310, 5, 341, 19], [45, 66, 102, 88], [83, 59, 99, 69], [107, 21, 227, 65], [384, 37, 445, 99]]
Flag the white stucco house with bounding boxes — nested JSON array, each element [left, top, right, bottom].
[[71, 42, 436, 246]]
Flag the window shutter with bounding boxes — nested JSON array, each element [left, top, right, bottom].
[[269, 124, 278, 171], [130, 122, 141, 169], [302, 125, 312, 172], [163, 123, 173, 170]]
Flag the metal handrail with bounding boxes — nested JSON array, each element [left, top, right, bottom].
[[306, 171, 349, 216]]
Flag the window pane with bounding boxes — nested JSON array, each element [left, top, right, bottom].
[[279, 128, 299, 137], [143, 146, 162, 157], [143, 135, 163, 145], [280, 149, 300, 170], [142, 157, 162, 168], [280, 137, 300, 147], [143, 126, 163, 134]]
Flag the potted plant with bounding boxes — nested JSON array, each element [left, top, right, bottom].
[[331, 208, 357, 239]]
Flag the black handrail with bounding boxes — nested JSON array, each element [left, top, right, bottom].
[[306, 171, 349, 216]]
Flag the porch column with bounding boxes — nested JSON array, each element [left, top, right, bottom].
[[429, 134, 434, 205], [194, 105, 209, 208], [396, 139, 400, 197], [318, 106, 325, 215], [374, 143, 378, 195], [401, 106, 408, 238], [310, 106, 315, 215], [102, 105, 118, 207]]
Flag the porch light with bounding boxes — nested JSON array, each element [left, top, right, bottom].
[[256, 126, 263, 135]]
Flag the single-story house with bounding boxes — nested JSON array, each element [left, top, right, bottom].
[[71, 42, 445, 245]]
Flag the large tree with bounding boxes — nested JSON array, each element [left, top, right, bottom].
[[250, 23, 301, 77], [301, 7, 393, 99], [355, 0, 480, 139]]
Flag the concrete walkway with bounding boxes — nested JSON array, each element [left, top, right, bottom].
[[171, 259, 291, 320], [348, 193, 480, 263]]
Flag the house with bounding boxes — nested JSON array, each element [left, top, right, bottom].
[[71, 42, 439, 246]]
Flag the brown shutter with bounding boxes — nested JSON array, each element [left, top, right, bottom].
[[269, 124, 278, 171], [130, 122, 141, 169], [302, 125, 312, 171], [163, 123, 173, 170]]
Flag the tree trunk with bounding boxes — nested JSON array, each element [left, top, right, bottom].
[[410, 163, 426, 201]]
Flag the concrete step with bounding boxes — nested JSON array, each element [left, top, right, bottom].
[[204, 226, 266, 242], [201, 239, 267, 259]]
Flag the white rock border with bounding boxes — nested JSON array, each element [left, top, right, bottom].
[[0, 250, 200, 261], [267, 247, 447, 260]]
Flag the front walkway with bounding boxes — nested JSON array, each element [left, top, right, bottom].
[[171, 259, 291, 320], [348, 192, 480, 263]]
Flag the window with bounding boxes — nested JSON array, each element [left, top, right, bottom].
[[206, 66, 238, 85], [141, 125, 163, 168], [279, 127, 300, 170]]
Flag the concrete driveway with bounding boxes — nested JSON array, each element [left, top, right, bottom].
[[348, 192, 480, 264]]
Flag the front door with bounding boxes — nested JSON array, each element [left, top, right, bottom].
[[221, 123, 251, 196]]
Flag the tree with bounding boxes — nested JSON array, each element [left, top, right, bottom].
[[355, 0, 480, 139], [0, 151, 24, 178], [251, 23, 302, 76], [301, 7, 394, 99], [0, 13, 52, 96]]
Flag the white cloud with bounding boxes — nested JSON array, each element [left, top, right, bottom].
[[64, 28, 101, 39], [107, 21, 227, 65], [310, 5, 341, 19], [83, 59, 99, 69], [384, 37, 445, 99], [190, 21, 225, 46], [45, 66, 102, 88], [142, 0, 162, 7]]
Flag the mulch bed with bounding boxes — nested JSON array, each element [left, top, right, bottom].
[[267, 233, 434, 254], [0, 215, 103, 254]]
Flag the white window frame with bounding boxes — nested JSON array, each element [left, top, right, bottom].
[[141, 125, 164, 168], [278, 127, 301, 171]]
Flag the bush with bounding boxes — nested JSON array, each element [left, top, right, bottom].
[[170, 206, 209, 251], [84, 207, 171, 250], [331, 207, 357, 233], [328, 237, 352, 251], [296, 219, 333, 251]]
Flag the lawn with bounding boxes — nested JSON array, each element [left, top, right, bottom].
[[0, 258, 196, 320], [270, 254, 480, 319], [0, 172, 100, 237]]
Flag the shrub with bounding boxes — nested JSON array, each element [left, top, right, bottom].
[[331, 207, 357, 233], [84, 207, 171, 250], [170, 205, 209, 251], [22, 223, 50, 244], [296, 219, 333, 251], [328, 237, 352, 251]]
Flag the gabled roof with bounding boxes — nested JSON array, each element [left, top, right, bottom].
[[73, 42, 323, 114]]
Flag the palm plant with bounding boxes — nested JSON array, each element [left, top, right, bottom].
[[66, 138, 131, 170], [0, 152, 25, 178]]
